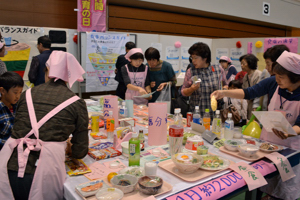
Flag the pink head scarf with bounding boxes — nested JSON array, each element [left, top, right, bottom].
[[0, 43, 4, 49], [125, 48, 143, 61], [46, 51, 85, 87], [219, 56, 232, 63], [277, 51, 300, 75]]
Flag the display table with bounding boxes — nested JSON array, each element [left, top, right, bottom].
[[63, 101, 300, 200]]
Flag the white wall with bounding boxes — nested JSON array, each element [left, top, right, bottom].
[[140, 0, 300, 28]]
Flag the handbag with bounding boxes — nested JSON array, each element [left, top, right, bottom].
[[171, 86, 189, 118], [220, 99, 242, 124]]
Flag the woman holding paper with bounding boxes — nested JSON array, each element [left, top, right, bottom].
[[211, 51, 300, 200], [120, 48, 152, 105]]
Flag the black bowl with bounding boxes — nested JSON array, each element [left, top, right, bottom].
[[138, 176, 163, 195]]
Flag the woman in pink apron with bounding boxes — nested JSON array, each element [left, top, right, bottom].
[[211, 51, 300, 200], [0, 51, 89, 200], [219, 56, 237, 87], [120, 48, 152, 105]]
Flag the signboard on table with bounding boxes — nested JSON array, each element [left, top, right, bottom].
[[264, 38, 298, 53], [85, 32, 129, 92], [77, 0, 107, 32]]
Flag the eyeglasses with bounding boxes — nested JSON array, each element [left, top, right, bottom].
[[189, 56, 201, 60]]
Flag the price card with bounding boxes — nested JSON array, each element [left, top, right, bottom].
[[84, 162, 112, 180], [213, 138, 226, 149], [229, 162, 267, 191], [264, 152, 295, 182], [202, 131, 217, 144]]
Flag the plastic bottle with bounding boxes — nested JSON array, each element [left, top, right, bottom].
[[212, 110, 222, 138], [169, 108, 184, 155], [224, 113, 234, 139], [139, 129, 145, 151], [129, 132, 140, 166], [119, 101, 128, 118], [106, 111, 115, 143], [173, 108, 183, 126], [193, 106, 201, 125], [203, 109, 211, 130]]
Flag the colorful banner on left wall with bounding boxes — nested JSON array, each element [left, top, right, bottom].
[[77, 0, 106, 32]]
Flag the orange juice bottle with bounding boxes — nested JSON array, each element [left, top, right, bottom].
[[203, 109, 211, 130], [106, 111, 115, 142]]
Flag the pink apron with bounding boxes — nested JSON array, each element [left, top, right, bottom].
[[260, 86, 300, 150], [260, 86, 300, 199], [125, 64, 148, 105], [0, 88, 80, 200]]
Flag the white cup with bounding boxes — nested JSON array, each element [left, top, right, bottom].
[[144, 161, 158, 176]]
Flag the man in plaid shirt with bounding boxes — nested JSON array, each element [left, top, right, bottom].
[[181, 42, 222, 119], [0, 72, 23, 149]]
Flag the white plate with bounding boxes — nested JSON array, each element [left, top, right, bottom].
[[75, 179, 108, 197], [199, 155, 230, 171], [259, 143, 284, 153], [118, 166, 145, 177]]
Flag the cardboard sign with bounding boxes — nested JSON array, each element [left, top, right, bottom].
[[84, 162, 112, 180], [265, 152, 295, 182], [229, 162, 267, 191]]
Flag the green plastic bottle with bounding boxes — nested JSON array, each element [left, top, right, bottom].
[[129, 132, 140, 166]]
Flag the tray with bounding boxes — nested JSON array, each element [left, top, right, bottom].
[[158, 154, 235, 182], [76, 178, 172, 200], [219, 146, 270, 162]]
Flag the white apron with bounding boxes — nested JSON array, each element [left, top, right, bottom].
[[0, 88, 80, 200], [125, 64, 148, 105], [260, 86, 300, 200]]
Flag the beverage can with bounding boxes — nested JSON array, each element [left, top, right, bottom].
[[187, 112, 192, 127], [91, 115, 99, 133]]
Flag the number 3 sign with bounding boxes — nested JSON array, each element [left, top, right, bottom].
[[263, 2, 270, 16]]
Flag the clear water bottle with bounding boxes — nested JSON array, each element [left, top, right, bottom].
[[169, 108, 184, 155], [119, 101, 128, 118], [224, 113, 234, 139], [193, 106, 201, 125]]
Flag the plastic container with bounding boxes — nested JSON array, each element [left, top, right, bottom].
[[128, 132, 140, 166], [169, 108, 184, 155], [193, 106, 201, 125], [119, 101, 128, 118], [203, 108, 211, 130], [224, 113, 234, 140], [106, 111, 115, 143], [212, 110, 222, 138]]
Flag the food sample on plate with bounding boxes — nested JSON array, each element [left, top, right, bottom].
[[95, 188, 124, 200], [65, 156, 92, 176], [171, 153, 203, 174], [201, 155, 224, 169], [260, 142, 282, 151], [238, 144, 259, 157], [224, 139, 246, 151], [110, 174, 138, 194], [76, 180, 108, 197], [138, 176, 163, 195], [118, 166, 144, 177], [88, 147, 122, 160]]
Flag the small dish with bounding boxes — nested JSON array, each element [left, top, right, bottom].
[[76, 179, 108, 197], [200, 155, 230, 171], [259, 142, 283, 152], [110, 174, 138, 194], [138, 176, 163, 195], [238, 144, 259, 158], [171, 153, 203, 174], [118, 166, 145, 177], [224, 139, 246, 152], [95, 187, 124, 200]]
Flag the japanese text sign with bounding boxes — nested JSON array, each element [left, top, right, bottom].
[[77, 0, 106, 32], [264, 152, 295, 182], [166, 160, 276, 200], [264, 38, 298, 53], [148, 103, 168, 146], [229, 162, 267, 191]]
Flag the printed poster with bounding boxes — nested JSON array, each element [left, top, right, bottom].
[[181, 47, 190, 59], [86, 32, 129, 92], [168, 60, 179, 73], [181, 59, 190, 72], [264, 38, 298, 53], [0, 25, 41, 80], [150, 43, 162, 55], [230, 48, 244, 72], [216, 48, 229, 61], [166, 46, 179, 59]]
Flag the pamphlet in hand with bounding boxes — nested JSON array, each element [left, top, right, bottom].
[[253, 111, 297, 135]]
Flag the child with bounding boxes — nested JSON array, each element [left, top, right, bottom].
[[223, 80, 247, 126], [0, 72, 23, 149]]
